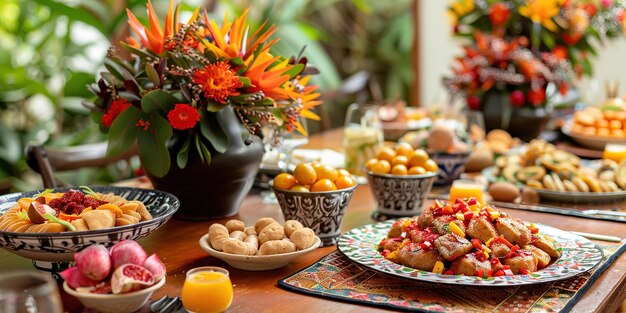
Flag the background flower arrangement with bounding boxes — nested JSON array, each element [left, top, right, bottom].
[[88, 1, 321, 177], [448, 0, 626, 77]]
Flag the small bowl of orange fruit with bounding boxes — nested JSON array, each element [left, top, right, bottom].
[[364, 143, 439, 219], [271, 162, 358, 246]]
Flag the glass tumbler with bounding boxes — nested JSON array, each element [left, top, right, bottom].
[[0, 271, 63, 313]]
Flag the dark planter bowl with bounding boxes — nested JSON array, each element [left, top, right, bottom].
[[365, 171, 437, 217], [429, 151, 471, 186], [272, 182, 358, 246]]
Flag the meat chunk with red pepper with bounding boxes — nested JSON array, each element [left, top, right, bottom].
[[466, 216, 498, 243], [417, 206, 434, 229], [451, 253, 492, 276], [432, 216, 465, 236], [495, 217, 531, 247], [434, 233, 473, 261], [379, 238, 403, 252], [396, 242, 439, 271], [531, 235, 560, 258], [489, 241, 511, 258], [503, 250, 537, 274], [523, 245, 551, 269], [408, 228, 440, 243], [387, 220, 405, 238]]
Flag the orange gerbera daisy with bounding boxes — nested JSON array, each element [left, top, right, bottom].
[[167, 104, 200, 130], [192, 62, 243, 104]]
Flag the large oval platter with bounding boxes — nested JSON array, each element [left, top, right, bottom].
[[337, 219, 603, 286], [0, 186, 179, 262]]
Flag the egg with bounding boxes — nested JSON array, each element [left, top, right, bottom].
[[488, 182, 520, 203], [427, 123, 455, 152], [464, 149, 494, 173]]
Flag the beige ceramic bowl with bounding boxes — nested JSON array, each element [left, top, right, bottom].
[[199, 234, 321, 271], [63, 277, 165, 313]]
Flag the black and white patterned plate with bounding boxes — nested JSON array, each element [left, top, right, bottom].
[[0, 186, 179, 262]]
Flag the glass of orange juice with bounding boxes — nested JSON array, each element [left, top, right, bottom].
[[602, 144, 626, 163], [449, 180, 483, 203], [181, 267, 233, 313]]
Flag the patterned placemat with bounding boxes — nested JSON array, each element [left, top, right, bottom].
[[279, 241, 626, 313]]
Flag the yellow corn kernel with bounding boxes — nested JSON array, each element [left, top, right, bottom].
[[485, 237, 494, 246], [482, 245, 492, 253], [483, 251, 489, 260], [469, 204, 480, 212], [398, 239, 410, 250], [403, 220, 411, 228], [386, 251, 398, 261], [489, 211, 500, 220], [449, 222, 465, 237], [432, 261, 444, 274], [455, 212, 465, 221]]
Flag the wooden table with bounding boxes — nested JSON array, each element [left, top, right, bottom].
[[2, 128, 626, 313]]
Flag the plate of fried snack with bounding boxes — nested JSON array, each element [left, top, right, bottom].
[[483, 139, 626, 202], [0, 186, 179, 262], [200, 217, 321, 271], [337, 198, 603, 286]]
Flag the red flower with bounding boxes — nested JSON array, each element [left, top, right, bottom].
[[167, 104, 200, 130], [562, 32, 582, 45], [552, 46, 568, 59], [192, 62, 243, 104], [509, 90, 526, 108], [102, 98, 131, 128], [467, 96, 481, 110], [528, 88, 546, 106], [488, 3, 510, 26]]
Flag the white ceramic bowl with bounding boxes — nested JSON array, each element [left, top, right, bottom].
[[0, 186, 179, 263], [199, 234, 321, 271], [63, 277, 166, 313]]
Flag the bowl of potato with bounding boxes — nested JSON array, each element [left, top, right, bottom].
[[365, 143, 439, 218], [199, 218, 321, 271], [270, 162, 358, 246]]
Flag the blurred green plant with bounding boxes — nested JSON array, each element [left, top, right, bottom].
[[0, 0, 151, 192], [219, 0, 414, 129]]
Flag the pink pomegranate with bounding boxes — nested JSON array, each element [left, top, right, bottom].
[[60, 267, 98, 289], [111, 263, 154, 294], [74, 245, 111, 281], [75, 281, 112, 294], [110, 240, 148, 269], [143, 254, 166, 281]]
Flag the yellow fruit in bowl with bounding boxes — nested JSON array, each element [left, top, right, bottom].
[[391, 164, 408, 175], [424, 159, 439, 172], [337, 169, 351, 177], [395, 143, 414, 157], [371, 160, 391, 174], [391, 155, 409, 167], [408, 166, 426, 175], [365, 159, 378, 171], [311, 179, 337, 192], [409, 149, 429, 167], [274, 173, 297, 190], [335, 175, 356, 189], [376, 147, 396, 162], [315, 164, 339, 182], [294, 163, 317, 185], [290, 185, 310, 192]]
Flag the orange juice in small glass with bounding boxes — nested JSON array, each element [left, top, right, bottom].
[[449, 180, 483, 203], [181, 267, 233, 313], [602, 144, 626, 163]]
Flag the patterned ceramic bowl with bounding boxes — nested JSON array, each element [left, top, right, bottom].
[[0, 186, 179, 272], [366, 171, 437, 218], [429, 151, 471, 186], [272, 182, 358, 246], [63, 277, 166, 313]]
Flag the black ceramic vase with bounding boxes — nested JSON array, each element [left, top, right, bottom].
[[148, 107, 263, 220], [479, 90, 552, 142]]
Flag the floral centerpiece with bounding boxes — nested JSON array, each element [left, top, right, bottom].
[[448, 0, 626, 77], [87, 0, 321, 178]]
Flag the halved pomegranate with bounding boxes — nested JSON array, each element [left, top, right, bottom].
[[110, 263, 154, 294]]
